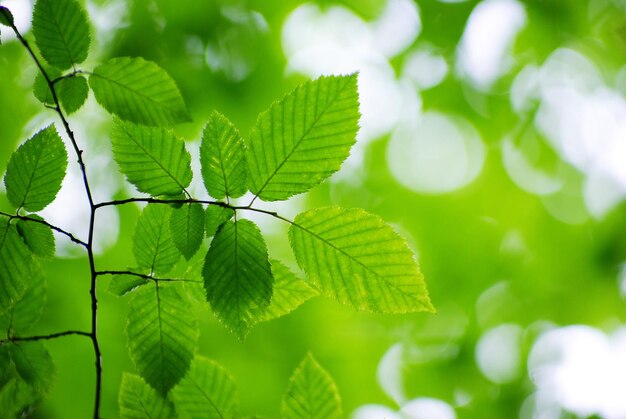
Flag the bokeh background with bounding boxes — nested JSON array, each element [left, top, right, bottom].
[[1, 0, 626, 417]]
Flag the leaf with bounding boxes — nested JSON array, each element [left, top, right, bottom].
[[16, 215, 55, 258], [108, 274, 148, 297], [33, 68, 62, 106], [126, 283, 198, 395], [205, 205, 234, 238], [200, 111, 247, 199], [261, 260, 318, 322], [170, 203, 205, 260], [0, 264, 45, 333], [172, 356, 238, 419], [58, 75, 89, 114], [289, 207, 434, 313], [281, 353, 342, 419], [4, 125, 68, 212], [0, 378, 37, 417], [111, 120, 192, 196], [32, 0, 90, 70], [119, 373, 175, 419], [133, 204, 180, 275], [9, 341, 55, 395], [246, 74, 359, 202], [202, 219, 273, 339], [0, 219, 34, 314], [0, 7, 14, 26], [90, 57, 191, 126]]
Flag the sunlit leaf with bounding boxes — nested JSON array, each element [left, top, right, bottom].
[[111, 120, 192, 196], [172, 356, 238, 419], [32, 0, 90, 70], [246, 74, 359, 201], [90, 57, 190, 126], [203, 219, 273, 339], [107, 274, 148, 297], [170, 203, 204, 260], [200, 111, 247, 199], [205, 205, 234, 238], [0, 219, 34, 315], [4, 125, 68, 212], [133, 204, 180, 275], [33, 68, 61, 105], [16, 215, 55, 258], [281, 353, 342, 419], [0, 264, 45, 333], [261, 260, 318, 322], [289, 207, 434, 313], [119, 373, 174, 419], [58, 75, 89, 114], [9, 341, 55, 395], [126, 283, 198, 395]]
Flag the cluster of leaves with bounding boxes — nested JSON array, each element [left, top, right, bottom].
[[0, 0, 432, 416]]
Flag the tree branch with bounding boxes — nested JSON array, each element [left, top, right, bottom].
[[0, 330, 91, 345], [0, 211, 88, 247]]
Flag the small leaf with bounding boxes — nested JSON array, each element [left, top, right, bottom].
[[172, 356, 238, 419], [4, 125, 68, 211], [58, 75, 89, 114], [281, 353, 342, 419], [90, 57, 191, 126], [289, 207, 434, 313], [203, 219, 273, 339], [9, 341, 55, 395], [126, 283, 198, 395], [0, 219, 34, 314], [33, 68, 62, 106], [0, 7, 14, 26], [0, 264, 45, 334], [200, 111, 247, 199], [170, 203, 205, 260], [32, 0, 90, 70], [119, 373, 175, 419], [108, 274, 148, 297], [205, 205, 234, 238], [133, 204, 180, 275], [261, 260, 318, 322], [16, 215, 55, 258], [246, 74, 360, 202], [0, 378, 37, 417], [111, 120, 192, 196]]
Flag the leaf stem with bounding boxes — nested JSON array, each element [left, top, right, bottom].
[[0, 211, 88, 247], [96, 270, 202, 283], [0, 330, 91, 345]]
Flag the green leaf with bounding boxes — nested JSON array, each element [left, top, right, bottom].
[[0, 264, 45, 333], [281, 353, 342, 419], [32, 0, 90, 70], [16, 215, 55, 258], [9, 341, 55, 395], [33, 68, 62, 106], [59, 75, 89, 114], [289, 207, 434, 313], [261, 260, 318, 322], [246, 74, 359, 202], [205, 205, 234, 238], [170, 203, 205, 260], [0, 219, 34, 314], [0, 7, 14, 26], [133, 204, 180, 275], [0, 378, 37, 417], [202, 219, 273, 339], [200, 111, 247, 199], [111, 120, 192, 197], [119, 373, 175, 419], [126, 283, 198, 395], [90, 57, 191, 126], [4, 125, 68, 211], [172, 356, 238, 419], [108, 274, 148, 297]]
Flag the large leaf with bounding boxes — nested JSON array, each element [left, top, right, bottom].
[[9, 342, 55, 395], [126, 284, 198, 395], [172, 356, 238, 419], [119, 373, 175, 419], [16, 215, 55, 258], [281, 353, 342, 419], [90, 57, 190, 126], [205, 205, 234, 238], [200, 111, 247, 199], [0, 264, 45, 333], [4, 125, 68, 212], [246, 74, 359, 202], [111, 120, 192, 196], [261, 260, 318, 322], [202, 219, 273, 339], [0, 219, 34, 314], [289, 207, 434, 313], [32, 0, 90, 70], [170, 203, 204, 260], [133, 204, 180, 275]]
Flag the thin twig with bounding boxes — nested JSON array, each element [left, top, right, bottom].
[[0, 330, 91, 345], [0, 211, 88, 247], [97, 270, 202, 283]]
